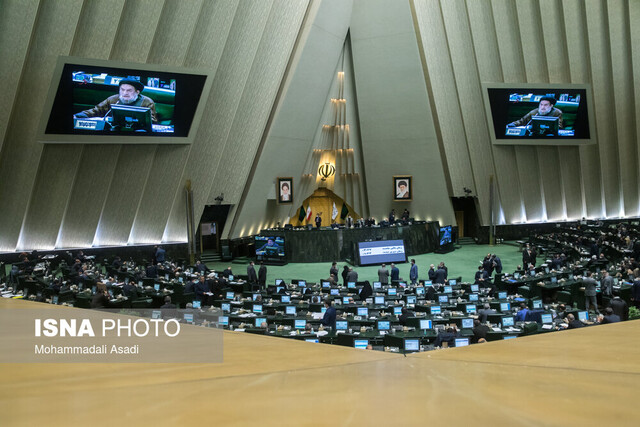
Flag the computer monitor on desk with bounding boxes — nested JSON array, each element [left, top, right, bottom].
[[374, 296, 385, 305], [335, 321, 348, 331], [404, 339, 420, 352], [501, 316, 515, 328], [454, 338, 469, 347], [377, 320, 390, 331], [419, 319, 432, 330], [111, 104, 152, 132], [529, 115, 559, 136], [354, 339, 369, 349]]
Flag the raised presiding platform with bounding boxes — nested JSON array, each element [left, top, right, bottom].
[[261, 221, 439, 263]]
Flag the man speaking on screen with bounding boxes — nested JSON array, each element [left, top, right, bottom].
[[74, 78, 158, 123], [507, 96, 563, 130]]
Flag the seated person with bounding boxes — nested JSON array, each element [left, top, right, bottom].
[[320, 299, 336, 330], [91, 283, 110, 309], [599, 307, 621, 324], [565, 313, 584, 329], [257, 238, 280, 255], [398, 307, 414, 326], [507, 96, 564, 131], [472, 319, 490, 344], [161, 296, 176, 309], [515, 303, 529, 322], [74, 78, 158, 123], [434, 327, 458, 348]]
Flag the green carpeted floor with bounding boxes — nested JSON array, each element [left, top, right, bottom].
[[204, 242, 526, 285]]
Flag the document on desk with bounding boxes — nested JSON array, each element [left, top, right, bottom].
[[311, 312, 324, 320], [541, 324, 553, 330], [315, 330, 329, 336], [492, 327, 503, 332]]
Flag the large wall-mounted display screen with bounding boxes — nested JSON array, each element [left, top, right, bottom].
[[39, 57, 210, 144], [358, 240, 406, 266], [482, 83, 595, 146], [255, 236, 285, 258]]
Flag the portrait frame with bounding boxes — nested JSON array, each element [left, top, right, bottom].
[[393, 175, 412, 201], [277, 177, 293, 204]]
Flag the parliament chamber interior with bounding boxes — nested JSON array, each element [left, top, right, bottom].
[[1, 0, 638, 425]]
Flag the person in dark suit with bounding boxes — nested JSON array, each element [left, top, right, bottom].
[[434, 327, 458, 347], [321, 299, 336, 330], [194, 260, 209, 274], [122, 281, 139, 299], [184, 279, 195, 294], [155, 246, 166, 263], [161, 296, 176, 309], [631, 276, 640, 308], [472, 319, 489, 344], [91, 283, 110, 309], [390, 263, 400, 282], [146, 263, 158, 279], [378, 264, 390, 285], [222, 267, 233, 278], [258, 262, 267, 287], [522, 246, 536, 267], [247, 261, 258, 283], [477, 303, 496, 324], [566, 313, 584, 329], [582, 272, 599, 314], [609, 296, 628, 321], [474, 266, 489, 284], [599, 307, 620, 324], [315, 213, 322, 228], [492, 254, 502, 274], [427, 264, 436, 282], [346, 267, 358, 284], [194, 275, 210, 302], [482, 254, 494, 275], [330, 262, 339, 278], [388, 209, 395, 224], [434, 263, 447, 284], [409, 259, 418, 285], [600, 271, 614, 297], [341, 265, 349, 286]]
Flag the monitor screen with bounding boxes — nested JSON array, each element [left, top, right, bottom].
[[335, 321, 348, 330], [275, 279, 284, 286], [373, 282, 382, 289], [254, 318, 267, 327], [388, 288, 397, 296], [443, 286, 453, 294], [551, 276, 558, 283], [439, 225, 452, 246], [469, 293, 479, 302], [357, 307, 369, 317], [532, 300, 542, 309], [305, 339, 319, 343], [183, 313, 194, 323], [41, 58, 209, 143], [424, 280, 433, 286], [483, 83, 594, 145], [470, 284, 479, 292], [404, 339, 420, 352], [298, 280, 306, 287], [406, 295, 416, 304], [465, 304, 477, 314], [462, 318, 474, 328], [252, 293, 261, 301], [357, 240, 406, 265], [192, 300, 201, 309], [221, 303, 230, 312], [354, 339, 369, 349], [416, 287, 425, 295], [501, 316, 515, 327], [285, 306, 296, 315], [375, 296, 385, 305], [449, 279, 457, 286], [393, 306, 402, 316], [154, 284, 160, 291], [343, 297, 351, 305], [218, 316, 229, 326], [226, 292, 234, 300], [430, 306, 441, 315], [377, 320, 390, 331], [419, 319, 433, 330], [294, 319, 306, 330], [438, 295, 449, 304], [228, 275, 234, 281], [498, 292, 508, 300], [503, 335, 517, 340], [255, 236, 285, 257], [280, 295, 291, 303], [253, 304, 263, 314], [330, 288, 340, 296], [321, 281, 330, 288], [578, 311, 588, 322], [398, 282, 407, 288], [454, 338, 469, 347], [347, 282, 356, 289], [500, 303, 511, 312], [151, 310, 161, 319], [541, 313, 553, 324]]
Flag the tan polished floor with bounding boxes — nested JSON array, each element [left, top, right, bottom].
[[0, 298, 637, 426]]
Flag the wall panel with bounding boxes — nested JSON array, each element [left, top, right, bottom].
[[0, 0, 84, 251]]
